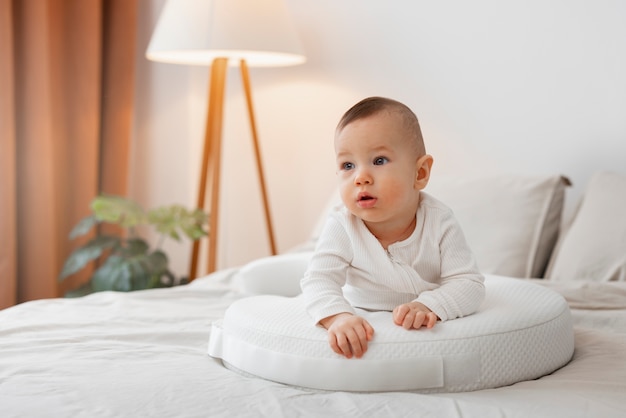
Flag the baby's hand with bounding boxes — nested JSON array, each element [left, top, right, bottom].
[[393, 302, 438, 330], [319, 313, 374, 359]]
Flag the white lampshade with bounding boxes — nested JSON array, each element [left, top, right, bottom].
[[146, 0, 306, 67]]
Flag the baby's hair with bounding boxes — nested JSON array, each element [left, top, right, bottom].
[[336, 96, 426, 156]]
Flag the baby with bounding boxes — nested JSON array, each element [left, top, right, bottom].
[[301, 97, 485, 359]]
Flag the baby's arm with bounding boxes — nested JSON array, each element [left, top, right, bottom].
[[393, 301, 438, 329], [302, 212, 375, 357], [412, 205, 485, 322], [319, 313, 374, 359]]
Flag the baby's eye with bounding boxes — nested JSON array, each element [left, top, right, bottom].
[[341, 162, 355, 170], [373, 156, 388, 165]]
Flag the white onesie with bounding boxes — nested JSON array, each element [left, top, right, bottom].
[[301, 192, 485, 324]]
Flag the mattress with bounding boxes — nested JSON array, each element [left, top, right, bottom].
[[209, 276, 575, 392], [2, 269, 626, 417]]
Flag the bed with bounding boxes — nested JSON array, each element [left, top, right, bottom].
[[2, 172, 626, 417]]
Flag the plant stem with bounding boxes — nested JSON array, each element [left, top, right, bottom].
[[156, 234, 166, 250]]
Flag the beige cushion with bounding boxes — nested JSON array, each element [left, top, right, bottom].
[[426, 174, 570, 278], [309, 174, 569, 278], [545, 171, 626, 282]]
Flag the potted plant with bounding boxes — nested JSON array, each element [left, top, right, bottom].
[[59, 195, 208, 296]]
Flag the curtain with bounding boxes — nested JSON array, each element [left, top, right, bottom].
[[0, 0, 137, 309]]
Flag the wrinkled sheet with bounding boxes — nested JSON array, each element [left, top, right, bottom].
[[1, 271, 626, 418]]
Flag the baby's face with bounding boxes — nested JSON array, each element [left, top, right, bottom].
[[334, 111, 421, 226]]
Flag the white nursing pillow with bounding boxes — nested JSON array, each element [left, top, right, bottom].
[[208, 276, 574, 392], [234, 252, 311, 297]]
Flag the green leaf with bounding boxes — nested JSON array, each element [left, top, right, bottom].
[[62, 194, 205, 294], [148, 205, 208, 241], [116, 264, 133, 292], [95, 246, 170, 291], [127, 259, 151, 290], [58, 235, 120, 280], [69, 215, 99, 239], [92, 255, 132, 292], [91, 195, 147, 228], [147, 205, 185, 241], [146, 250, 168, 273], [182, 209, 209, 240], [132, 250, 169, 290], [121, 238, 150, 257]]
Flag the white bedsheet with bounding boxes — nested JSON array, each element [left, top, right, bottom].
[[1, 269, 625, 418]]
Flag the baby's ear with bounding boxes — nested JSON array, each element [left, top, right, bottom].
[[415, 154, 433, 190]]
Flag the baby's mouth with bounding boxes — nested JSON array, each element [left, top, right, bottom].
[[357, 193, 377, 208]]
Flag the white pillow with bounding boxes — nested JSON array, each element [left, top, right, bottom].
[[309, 175, 569, 278], [426, 174, 570, 278], [234, 252, 312, 296], [545, 171, 626, 281]]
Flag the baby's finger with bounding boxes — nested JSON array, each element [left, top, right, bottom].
[[393, 305, 409, 325], [414, 311, 428, 329], [334, 333, 353, 358], [347, 329, 365, 358], [363, 320, 375, 340], [425, 312, 437, 329], [403, 311, 417, 329], [328, 333, 344, 356]]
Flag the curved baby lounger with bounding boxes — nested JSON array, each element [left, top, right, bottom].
[[208, 276, 574, 393]]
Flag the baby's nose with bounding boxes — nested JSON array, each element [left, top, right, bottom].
[[354, 170, 372, 185]]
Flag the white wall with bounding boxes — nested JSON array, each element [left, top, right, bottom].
[[132, 0, 626, 279]]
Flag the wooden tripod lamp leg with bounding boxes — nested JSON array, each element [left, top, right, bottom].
[[240, 59, 277, 256], [189, 58, 278, 280], [189, 57, 228, 280]]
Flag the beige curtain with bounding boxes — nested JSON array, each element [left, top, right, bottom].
[[0, 0, 137, 309]]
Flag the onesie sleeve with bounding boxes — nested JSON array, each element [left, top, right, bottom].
[[300, 212, 357, 324], [415, 209, 485, 321]]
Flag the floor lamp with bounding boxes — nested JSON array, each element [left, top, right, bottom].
[[146, 0, 305, 278]]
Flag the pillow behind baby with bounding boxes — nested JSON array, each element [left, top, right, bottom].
[[426, 174, 570, 278], [305, 174, 570, 279], [545, 171, 626, 281]]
